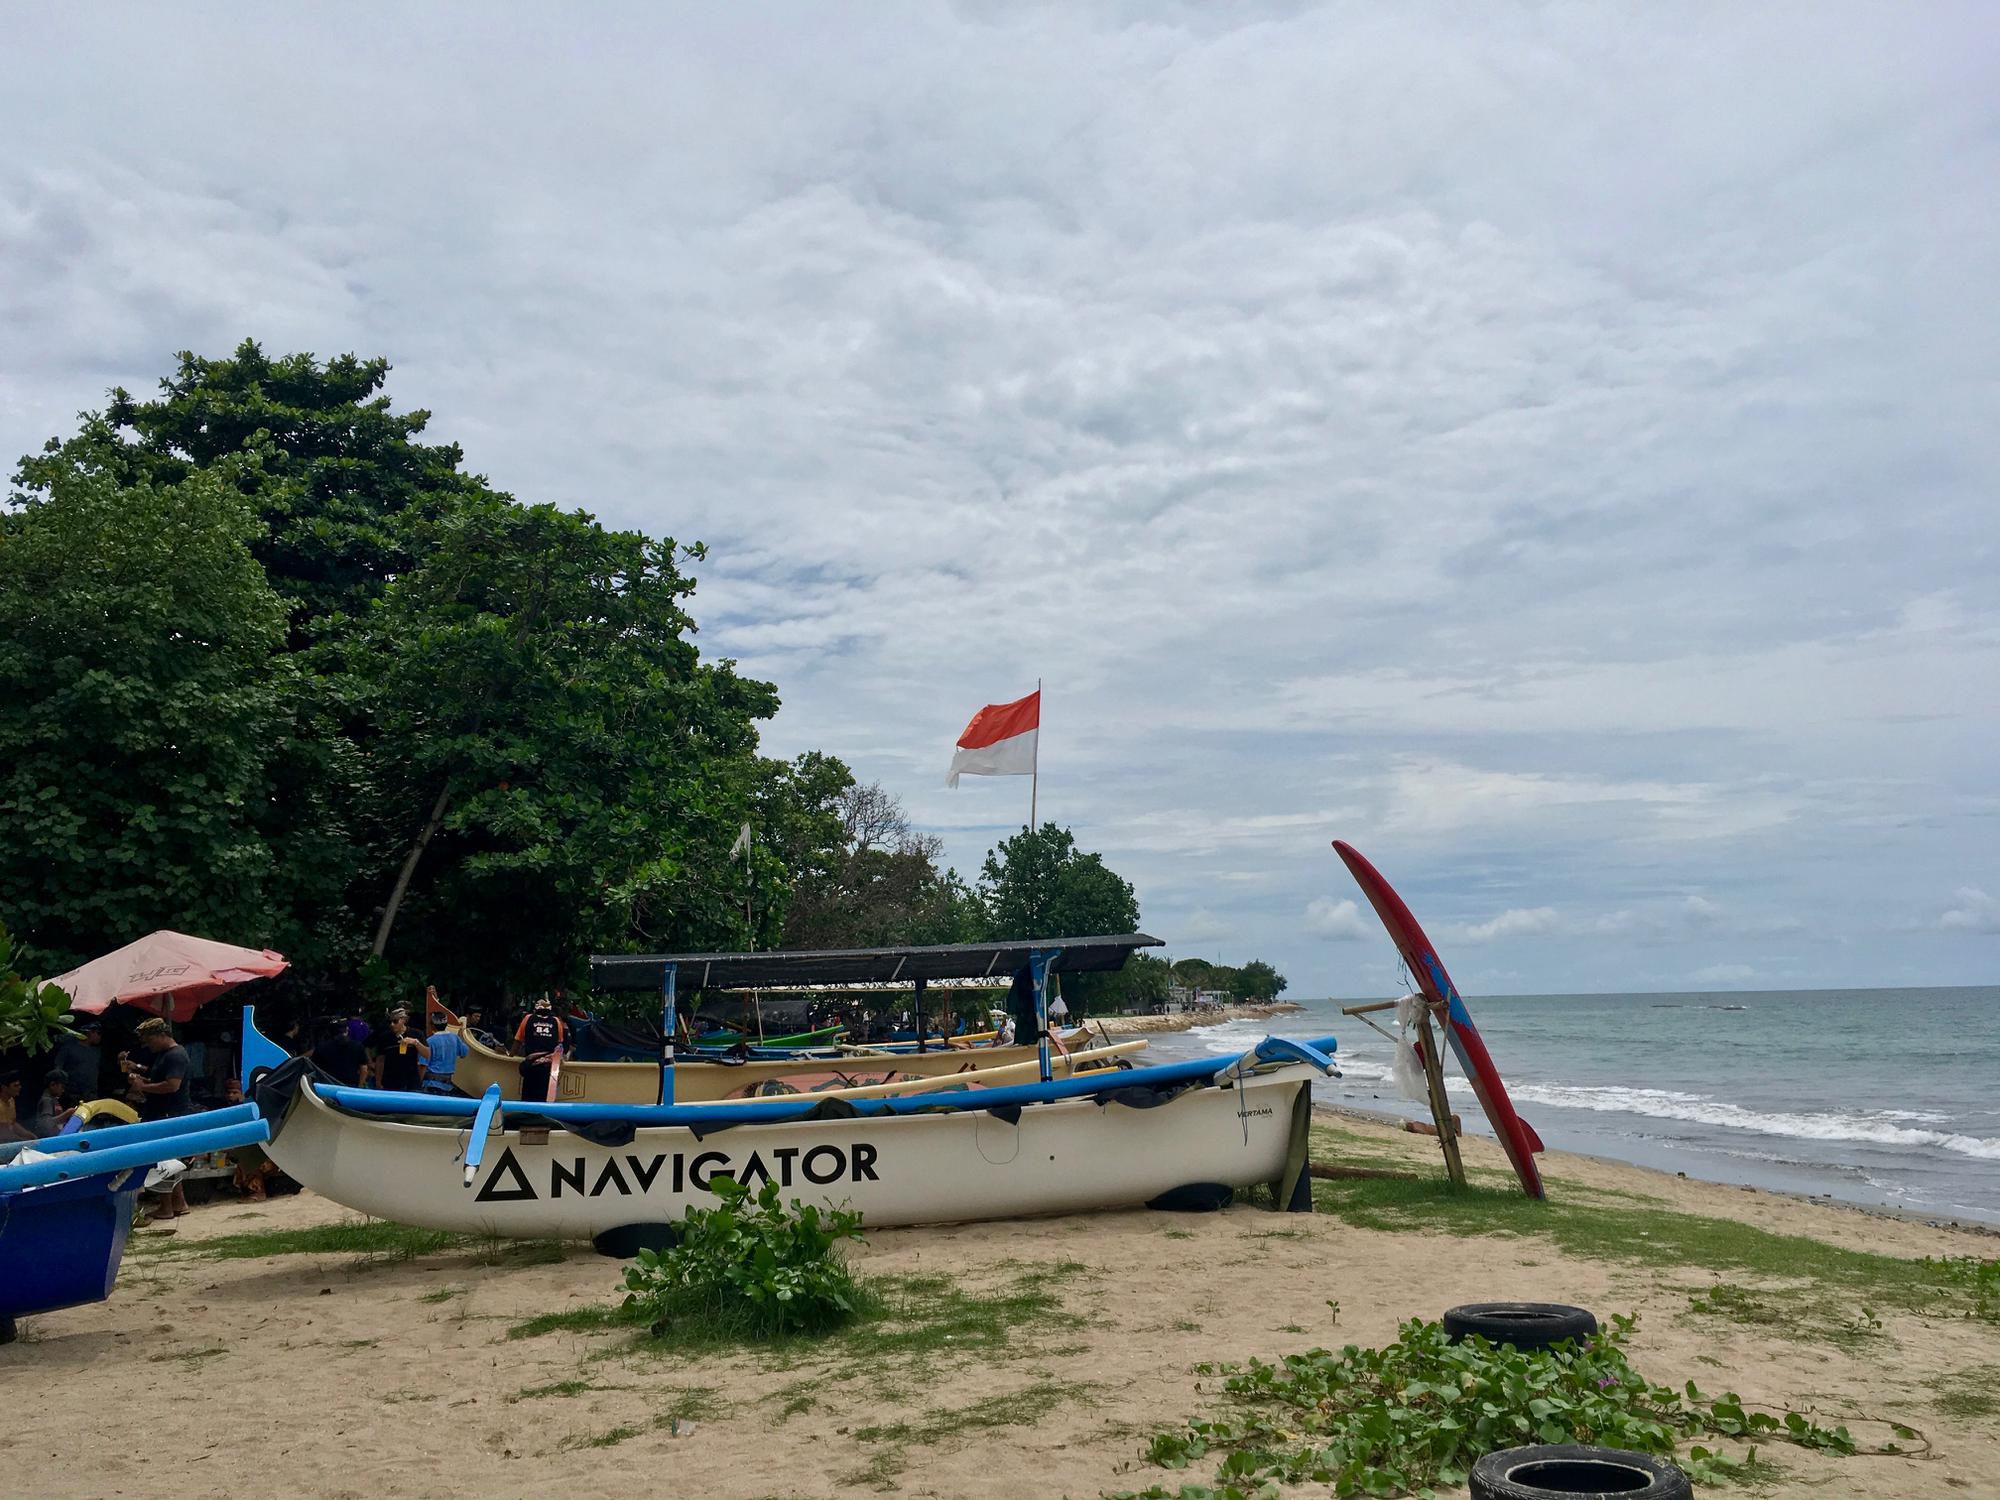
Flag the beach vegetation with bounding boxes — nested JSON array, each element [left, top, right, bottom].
[[558, 1423, 645, 1452], [507, 1303, 635, 1340], [2, 342, 852, 993], [1111, 1313, 1858, 1498], [1928, 1364, 2000, 1422], [511, 1379, 604, 1401], [0, 923, 77, 1054], [1308, 1170, 2000, 1326], [620, 1175, 870, 1343], [1686, 1281, 1883, 1352], [174, 1220, 468, 1262]]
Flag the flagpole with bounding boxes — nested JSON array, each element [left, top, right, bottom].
[[1030, 677, 1041, 830]]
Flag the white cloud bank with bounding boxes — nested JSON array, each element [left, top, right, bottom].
[[2, 3, 1995, 993]]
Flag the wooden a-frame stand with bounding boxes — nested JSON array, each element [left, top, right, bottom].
[[1341, 998, 1466, 1187]]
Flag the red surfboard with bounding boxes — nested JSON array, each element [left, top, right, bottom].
[[1334, 840, 1546, 1198]]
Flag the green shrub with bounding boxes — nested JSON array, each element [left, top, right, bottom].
[[620, 1175, 868, 1343], [1112, 1314, 1864, 1498]]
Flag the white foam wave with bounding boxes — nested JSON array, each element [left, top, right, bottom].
[[1455, 1078, 2000, 1161]]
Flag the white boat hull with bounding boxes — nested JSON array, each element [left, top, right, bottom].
[[264, 1069, 1314, 1236]]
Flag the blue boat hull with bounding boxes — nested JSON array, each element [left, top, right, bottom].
[[0, 1169, 141, 1328]]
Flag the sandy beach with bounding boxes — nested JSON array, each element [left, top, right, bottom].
[[6, 1109, 1994, 1500]]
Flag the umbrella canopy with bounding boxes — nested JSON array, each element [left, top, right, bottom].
[[50, 931, 288, 1022]]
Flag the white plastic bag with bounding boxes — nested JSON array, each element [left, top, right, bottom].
[[1392, 992, 1430, 1103]]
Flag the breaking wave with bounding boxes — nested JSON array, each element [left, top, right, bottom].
[[1442, 1078, 2000, 1162]]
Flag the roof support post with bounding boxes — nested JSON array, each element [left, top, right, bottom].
[[914, 975, 928, 1053], [1030, 948, 1063, 1083], [659, 963, 678, 1106]]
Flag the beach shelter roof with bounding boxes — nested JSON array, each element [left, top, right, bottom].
[[50, 930, 289, 1022], [590, 933, 1162, 993]]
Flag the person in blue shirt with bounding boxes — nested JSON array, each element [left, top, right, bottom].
[[423, 988, 471, 1094]]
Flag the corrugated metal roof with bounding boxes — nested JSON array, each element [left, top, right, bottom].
[[588, 933, 1161, 992]]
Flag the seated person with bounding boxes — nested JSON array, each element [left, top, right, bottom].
[[30, 1070, 77, 1136]]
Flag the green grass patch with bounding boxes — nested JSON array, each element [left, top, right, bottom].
[[180, 1221, 470, 1261], [1687, 1281, 1883, 1351], [1929, 1364, 2000, 1422], [507, 1303, 638, 1340], [512, 1379, 605, 1401], [558, 1423, 644, 1452], [473, 1236, 568, 1267], [658, 1385, 725, 1427], [853, 1377, 1092, 1445], [149, 1346, 227, 1364], [1308, 1172, 1998, 1326], [418, 1286, 465, 1305]]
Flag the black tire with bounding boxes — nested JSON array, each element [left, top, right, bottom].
[[1145, 1182, 1235, 1212], [1444, 1302, 1598, 1352], [1470, 1444, 1691, 1500], [592, 1222, 679, 1258], [0, 1315, 16, 1346]]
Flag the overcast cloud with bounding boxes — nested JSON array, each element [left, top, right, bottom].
[[4, 3, 1995, 995]]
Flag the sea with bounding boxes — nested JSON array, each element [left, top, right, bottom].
[[1138, 987, 2000, 1226]]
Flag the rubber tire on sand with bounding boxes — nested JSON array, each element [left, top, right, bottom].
[[1444, 1302, 1598, 1352], [1470, 1444, 1691, 1500]]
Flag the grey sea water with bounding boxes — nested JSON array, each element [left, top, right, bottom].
[[1141, 987, 2000, 1225]]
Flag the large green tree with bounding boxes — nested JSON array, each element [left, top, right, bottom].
[[17, 341, 485, 638], [0, 458, 331, 968], [782, 781, 986, 949], [6, 343, 846, 1000], [978, 823, 1140, 942]]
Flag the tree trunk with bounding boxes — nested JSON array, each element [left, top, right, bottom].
[[371, 780, 454, 958]]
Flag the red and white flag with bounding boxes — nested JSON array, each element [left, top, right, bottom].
[[947, 689, 1040, 787]]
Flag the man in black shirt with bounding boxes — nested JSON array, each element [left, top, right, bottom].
[[514, 995, 566, 1103], [127, 1018, 193, 1120], [371, 1010, 429, 1093], [310, 1019, 369, 1087]]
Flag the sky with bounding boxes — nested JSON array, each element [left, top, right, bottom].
[[3, 3, 1996, 997]]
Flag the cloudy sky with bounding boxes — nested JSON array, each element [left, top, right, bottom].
[[5, 3, 1996, 996]]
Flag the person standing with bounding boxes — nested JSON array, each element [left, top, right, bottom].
[[423, 996, 470, 1094], [124, 1018, 192, 1217], [513, 994, 565, 1103], [370, 1010, 429, 1093], [126, 1018, 194, 1120], [51, 1017, 105, 1102], [309, 1019, 368, 1087]]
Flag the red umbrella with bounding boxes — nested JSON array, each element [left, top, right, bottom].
[[50, 930, 289, 1023]]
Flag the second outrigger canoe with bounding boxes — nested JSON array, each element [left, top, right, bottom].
[[446, 1023, 1109, 1105]]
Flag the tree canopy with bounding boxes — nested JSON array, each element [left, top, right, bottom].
[[2, 342, 841, 1001], [1, 342, 1286, 1013]]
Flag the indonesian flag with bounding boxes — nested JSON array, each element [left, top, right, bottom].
[[947, 690, 1040, 787]]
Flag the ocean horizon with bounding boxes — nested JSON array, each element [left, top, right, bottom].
[[1141, 984, 2000, 1226]]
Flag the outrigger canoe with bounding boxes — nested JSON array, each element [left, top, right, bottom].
[[242, 1019, 1336, 1237], [446, 1022, 1105, 1105]]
